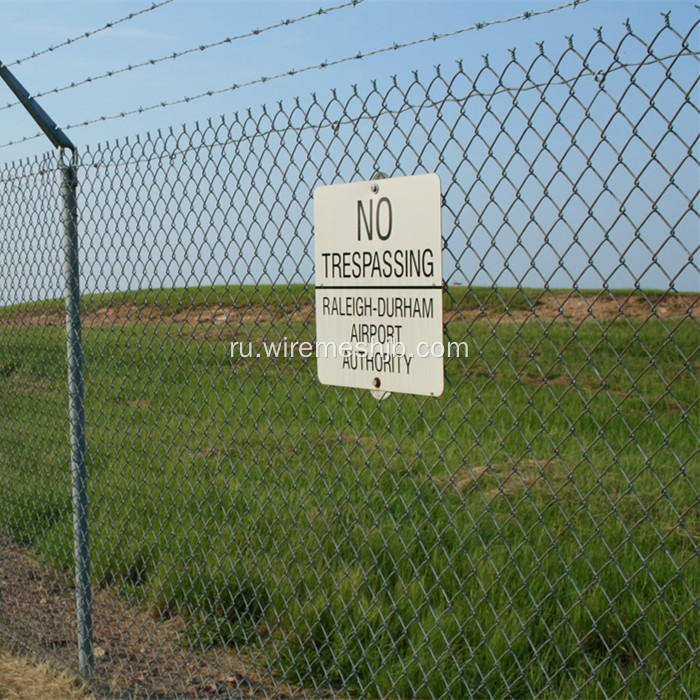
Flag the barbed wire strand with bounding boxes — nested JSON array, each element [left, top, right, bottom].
[[66, 1, 594, 130], [81, 48, 700, 171], [0, 46, 696, 162], [0, 0, 366, 114], [0, 0, 593, 151], [5, 0, 176, 69]]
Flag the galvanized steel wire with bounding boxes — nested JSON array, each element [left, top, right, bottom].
[[0, 0, 367, 114], [0, 9, 697, 700], [0, 0, 589, 151], [3, 0, 176, 69]]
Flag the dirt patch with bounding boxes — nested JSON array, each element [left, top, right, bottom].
[[0, 303, 314, 331], [0, 535, 318, 698], [443, 458, 565, 501], [0, 373, 58, 399], [520, 374, 572, 387], [1, 292, 696, 331], [444, 292, 698, 325]]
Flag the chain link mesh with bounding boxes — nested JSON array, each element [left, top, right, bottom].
[[0, 13, 698, 699]]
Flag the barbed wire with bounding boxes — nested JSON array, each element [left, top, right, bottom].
[[0, 0, 591, 151], [0, 0, 366, 114], [5, 0, 176, 69], [81, 48, 700, 172], [3, 44, 695, 163]]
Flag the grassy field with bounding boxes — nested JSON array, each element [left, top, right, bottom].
[[0, 285, 697, 697]]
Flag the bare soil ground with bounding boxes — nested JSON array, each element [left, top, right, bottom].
[[0, 536, 312, 698], [450, 291, 699, 325], [1, 292, 696, 330]]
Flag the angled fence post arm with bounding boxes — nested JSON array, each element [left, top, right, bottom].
[[0, 62, 75, 150]]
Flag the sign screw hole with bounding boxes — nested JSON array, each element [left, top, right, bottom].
[[370, 184, 379, 193], [373, 377, 381, 388]]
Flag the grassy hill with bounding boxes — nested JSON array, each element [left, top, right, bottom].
[[0, 285, 697, 697]]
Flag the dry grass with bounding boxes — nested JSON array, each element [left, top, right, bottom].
[[0, 645, 93, 699], [442, 458, 562, 501]]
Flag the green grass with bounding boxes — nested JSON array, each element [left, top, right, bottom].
[[0, 286, 697, 698]]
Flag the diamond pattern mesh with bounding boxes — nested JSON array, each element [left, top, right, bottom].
[[0, 14, 697, 699]]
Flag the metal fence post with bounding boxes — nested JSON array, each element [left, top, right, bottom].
[[60, 148, 93, 678], [0, 60, 94, 679]]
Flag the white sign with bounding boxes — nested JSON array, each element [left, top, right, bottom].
[[314, 173, 443, 396]]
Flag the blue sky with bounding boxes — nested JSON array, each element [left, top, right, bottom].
[[0, 0, 697, 296], [1, 0, 697, 161]]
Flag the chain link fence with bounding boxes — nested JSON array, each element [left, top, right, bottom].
[[0, 13, 698, 699]]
